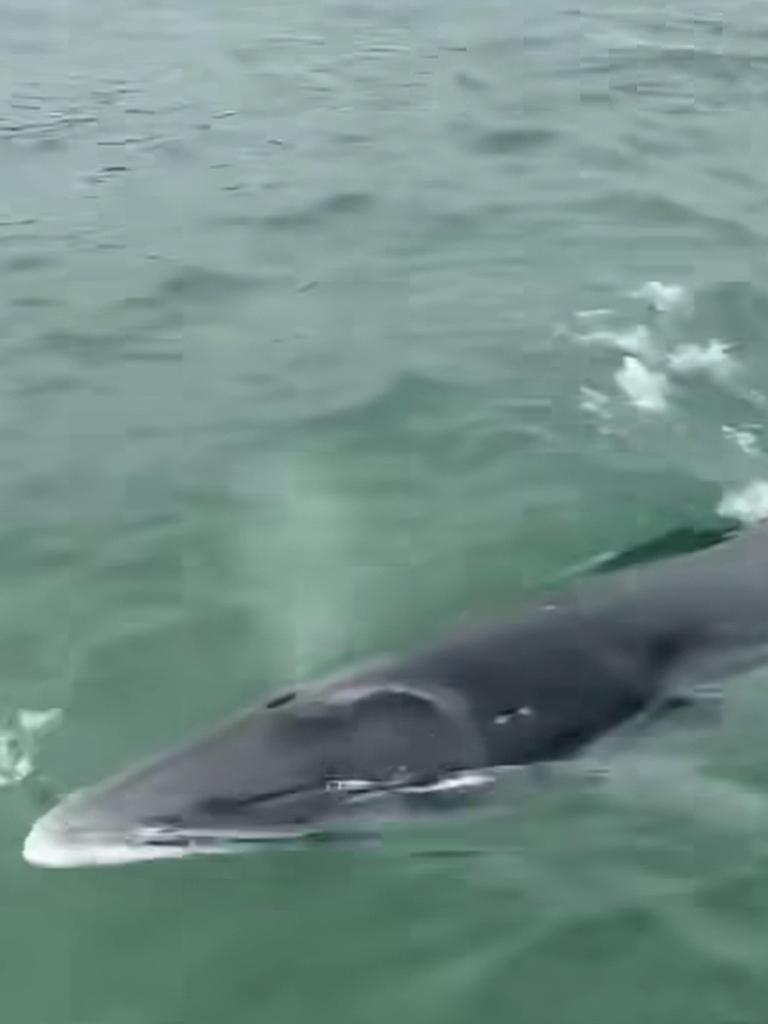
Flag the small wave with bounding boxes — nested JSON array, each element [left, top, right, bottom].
[[578, 387, 621, 437], [156, 265, 256, 305], [717, 480, 768, 524], [471, 127, 560, 156], [615, 356, 669, 413], [0, 707, 61, 788], [579, 385, 611, 419], [261, 191, 375, 229]]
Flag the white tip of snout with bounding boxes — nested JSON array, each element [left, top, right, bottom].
[[23, 807, 187, 868]]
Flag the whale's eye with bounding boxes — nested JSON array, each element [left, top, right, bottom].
[[266, 690, 297, 710]]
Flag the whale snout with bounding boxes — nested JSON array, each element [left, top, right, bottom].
[[23, 677, 487, 867]]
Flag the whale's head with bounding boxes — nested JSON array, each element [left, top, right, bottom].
[[24, 669, 491, 867]]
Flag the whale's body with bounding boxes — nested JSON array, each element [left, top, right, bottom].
[[24, 523, 768, 867]]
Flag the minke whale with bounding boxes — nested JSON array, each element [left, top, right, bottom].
[[24, 522, 768, 868]]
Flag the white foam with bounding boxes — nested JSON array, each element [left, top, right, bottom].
[[18, 708, 62, 735], [717, 480, 768, 524], [574, 308, 613, 320], [615, 356, 669, 413], [722, 426, 760, 457], [0, 707, 61, 788], [632, 280, 689, 313], [667, 339, 735, 381]]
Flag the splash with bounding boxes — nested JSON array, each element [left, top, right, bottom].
[[0, 707, 61, 787], [717, 480, 768, 524]]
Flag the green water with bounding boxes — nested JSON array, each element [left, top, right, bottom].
[[3, 0, 768, 1020]]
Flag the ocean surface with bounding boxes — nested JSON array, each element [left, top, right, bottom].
[[3, 0, 768, 1020]]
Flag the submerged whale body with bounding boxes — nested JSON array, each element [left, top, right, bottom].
[[24, 523, 768, 867]]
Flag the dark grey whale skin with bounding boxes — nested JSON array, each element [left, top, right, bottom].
[[24, 523, 768, 864]]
